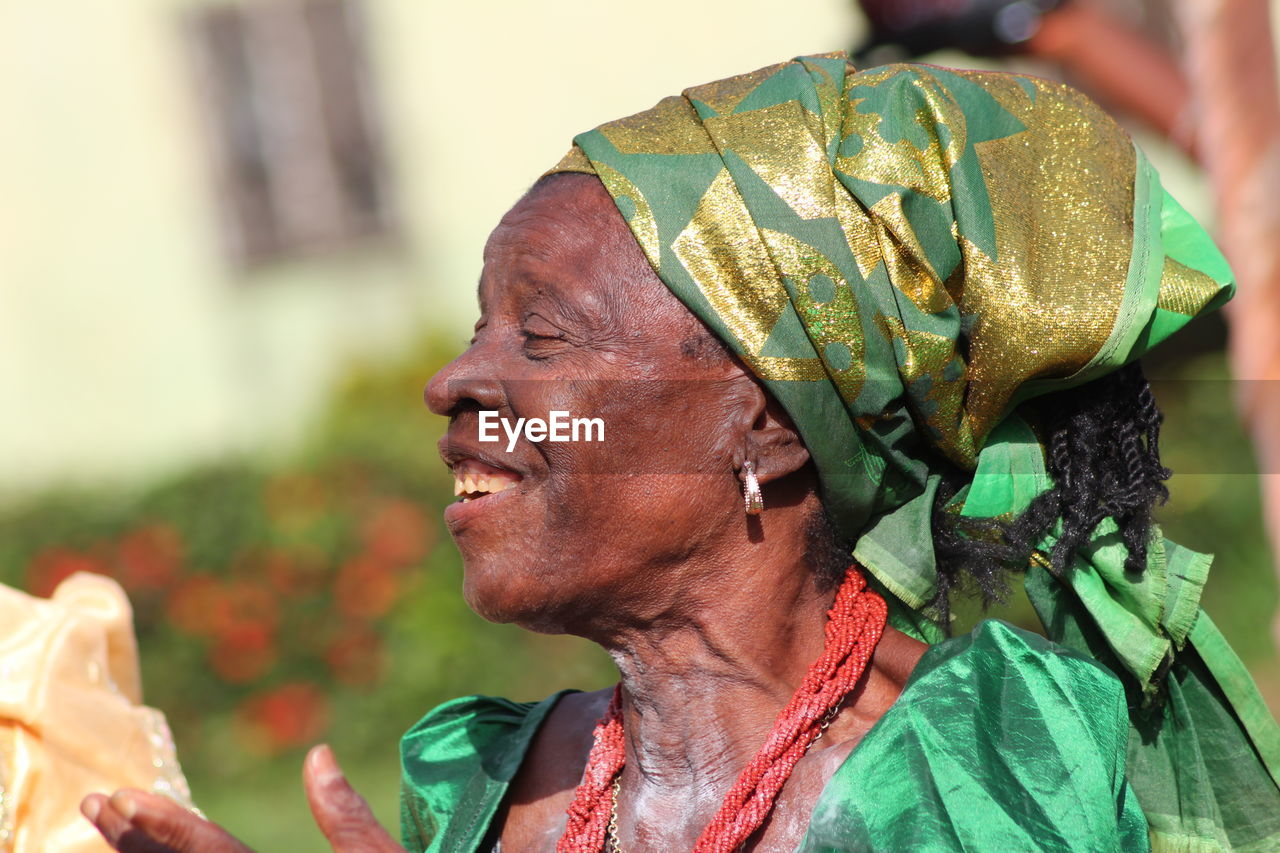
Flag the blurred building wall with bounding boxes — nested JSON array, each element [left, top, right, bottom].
[[0, 0, 855, 498]]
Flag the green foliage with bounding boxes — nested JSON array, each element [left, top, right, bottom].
[[1150, 353, 1279, 666]]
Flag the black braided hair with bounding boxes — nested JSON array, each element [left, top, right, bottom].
[[928, 361, 1171, 627]]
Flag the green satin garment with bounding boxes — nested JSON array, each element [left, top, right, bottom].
[[400, 621, 1150, 852]]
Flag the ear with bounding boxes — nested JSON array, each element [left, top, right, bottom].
[[726, 377, 811, 485]]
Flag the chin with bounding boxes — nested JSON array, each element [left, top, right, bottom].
[[458, 550, 578, 635]]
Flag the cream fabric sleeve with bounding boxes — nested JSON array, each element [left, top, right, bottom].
[[0, 572, 193, 853]]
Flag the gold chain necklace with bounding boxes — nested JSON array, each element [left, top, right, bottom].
[[606, 777, 623, 853]]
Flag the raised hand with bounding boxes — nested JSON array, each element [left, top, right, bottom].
[[80, 788, 252, 853], [80, 745, 404, 853]]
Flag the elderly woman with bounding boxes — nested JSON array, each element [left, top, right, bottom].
[[84, 55, 1279, 852]]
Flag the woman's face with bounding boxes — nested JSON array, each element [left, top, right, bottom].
[[425, 175, 756, 634]]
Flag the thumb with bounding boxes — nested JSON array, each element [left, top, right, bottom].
[[303, 745, 402, 853]]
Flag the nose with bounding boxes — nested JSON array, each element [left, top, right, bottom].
[[425, 346, 506, 418]]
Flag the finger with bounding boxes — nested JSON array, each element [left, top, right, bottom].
[[112, 789, 253, 853], [82, 793, 133, 847], [81, 793, 175, 853], [303, 744, 402, 852], [82, 789, 252, 853]]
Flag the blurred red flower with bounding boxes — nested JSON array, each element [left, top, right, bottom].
[[334, 554, 398, 620], [209, 623, 277, 684], [235, 682, 330, 754], [259, 545, 331, 599], [165, 575, 222, 636], [209, 578, 280, 637], [323, 623, 386, 686], [117, 524, 183, 591], [168, 576, 281, 685], [25, 547, 110, 597], [360, 498, 433, 569]]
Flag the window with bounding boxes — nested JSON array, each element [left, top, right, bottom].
[[189, 0, 394, 265]]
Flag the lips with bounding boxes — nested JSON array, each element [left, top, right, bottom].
[[439, 432, 531, 531]]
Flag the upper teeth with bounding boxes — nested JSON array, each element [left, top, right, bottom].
[[452, 460, 520, 498]]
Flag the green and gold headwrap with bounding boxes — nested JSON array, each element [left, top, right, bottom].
[[551, 54, 1280, 850]]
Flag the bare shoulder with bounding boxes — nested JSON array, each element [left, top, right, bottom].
[[848, 625, 929, 731], [732, 626, 930, 850], [519, 687, 612, 792], [496, 687, 611, 851], [809, 625, 929, 768], [875, 625, 929, 685]]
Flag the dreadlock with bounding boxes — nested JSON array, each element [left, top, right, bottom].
[[928, 361, 1171, 627]]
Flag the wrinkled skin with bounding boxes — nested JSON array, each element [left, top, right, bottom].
[[83, 174, 926, 852]]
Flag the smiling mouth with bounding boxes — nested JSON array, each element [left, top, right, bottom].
[[452, 458, 522, 502]]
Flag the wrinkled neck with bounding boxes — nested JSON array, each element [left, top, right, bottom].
[[602, 561, 838, 795]]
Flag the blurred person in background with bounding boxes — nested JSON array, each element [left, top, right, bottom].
[[851, 0, 1194, 152], [79, 52, 1280, 852]]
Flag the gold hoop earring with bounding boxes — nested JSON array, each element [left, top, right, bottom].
[[741, 461, 764, 515]]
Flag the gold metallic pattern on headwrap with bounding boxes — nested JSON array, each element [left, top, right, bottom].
[[956, 77, 1136, 445], [869, 193, 952, 315], [879, 314, 970, 462], [1158, 256, 1223, 316], [834, 193, 890, 281], [761, 227, 867, 399], [839, 62, 908, 90], [685, 61, 789, 116], [758, 228, 847, 283], [836, 100, 954, 205], [741, 353, 829, 380], [548, 145, 595, 176], [704, 103, 834, 220], [796, 54, 848, 148], [593, 160, 662, 266], [672, 168, 786, 357], [975, 71, 1037, 124], [600, 95, 716, 156]]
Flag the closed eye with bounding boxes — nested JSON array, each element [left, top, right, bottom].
[[521, 329, 569, 360], [520, 313, 572, 359], [468, 319, 488, 347], [522, 329, 565, 342]]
